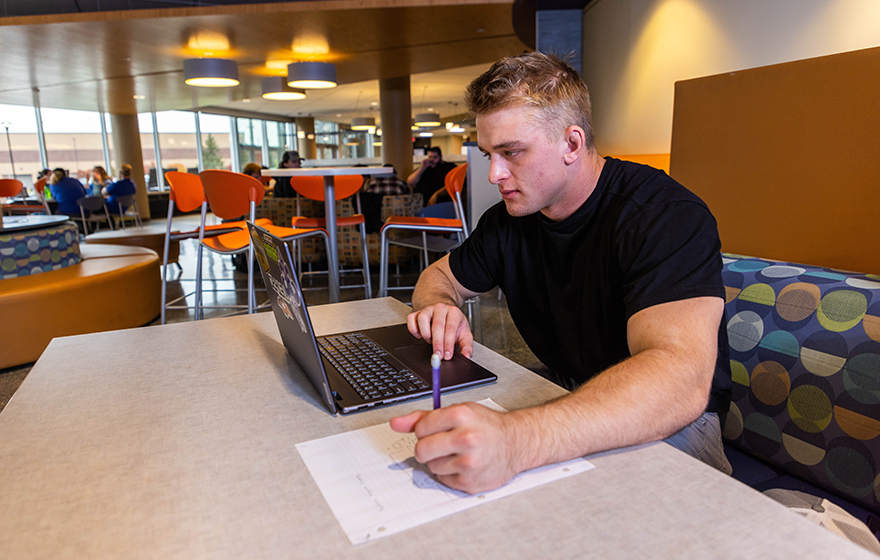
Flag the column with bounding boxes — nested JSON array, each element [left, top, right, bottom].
[[536, 9, 583, 73], [379, 76, 413, 180], [294, 117, 317, 160], [109, 113, 150, 219]]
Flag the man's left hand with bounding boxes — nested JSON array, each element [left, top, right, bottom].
[[390, 402, 525, 494]]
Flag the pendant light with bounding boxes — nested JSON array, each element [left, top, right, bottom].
[[183, 58, 239, 87], [261, 76, 306, 100], [287, 61, 337, 89]]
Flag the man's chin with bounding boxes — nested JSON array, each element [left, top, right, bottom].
[[502, 200, 534, 217]]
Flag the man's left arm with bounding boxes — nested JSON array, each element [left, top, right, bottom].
[[390, 295, 723, 494]]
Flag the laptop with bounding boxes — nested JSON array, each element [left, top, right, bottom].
[[247, 221, 497, 414]]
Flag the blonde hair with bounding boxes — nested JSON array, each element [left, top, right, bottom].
[[118, 163, 132, 178], [465, 52, 594, 147], [48, 168, 66, 185], [92, 166, 110, 183]]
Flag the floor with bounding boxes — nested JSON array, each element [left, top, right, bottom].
[[0, 215, 536, 413]]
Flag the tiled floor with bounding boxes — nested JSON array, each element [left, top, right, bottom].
[[0, 215, 536, 413]]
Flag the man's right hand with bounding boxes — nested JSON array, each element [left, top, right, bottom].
[[407, 303, 474, 360]]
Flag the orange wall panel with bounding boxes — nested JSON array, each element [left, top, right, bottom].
[[670, 46, 880, 275]]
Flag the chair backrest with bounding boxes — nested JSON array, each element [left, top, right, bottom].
[[445, 163, 469, 236], [290, 174, 364, 201], [116, 194, 137, 208], [34, 177, 47, 193], [198, 170, 265, 220], [165, 171, 205, 213], [0, 178, 23, 198], [444, 163, 467, 198], [76, 195, 108, 212]]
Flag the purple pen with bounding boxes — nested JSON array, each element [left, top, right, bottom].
[[431, 351, 442, 409]]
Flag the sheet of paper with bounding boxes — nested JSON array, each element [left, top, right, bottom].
[[295, 399, 594, 545]]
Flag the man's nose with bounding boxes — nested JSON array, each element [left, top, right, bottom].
[[488, 157, 509, 184]]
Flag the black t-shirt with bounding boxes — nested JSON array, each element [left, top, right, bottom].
[[414, 161, 457, 202], [449, 157, 731, 413]]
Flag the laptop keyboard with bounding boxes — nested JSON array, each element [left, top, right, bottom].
[[318, 333, 430, 401]]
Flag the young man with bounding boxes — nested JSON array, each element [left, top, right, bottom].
[[391, 52, 732, 494]]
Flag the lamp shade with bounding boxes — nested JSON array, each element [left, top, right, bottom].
[[261, 76, 306, 100], [287, 61, 337, 89], [351, 117, 376, 131], [183, 58, 239, 87], [413, 112, 441, 127]]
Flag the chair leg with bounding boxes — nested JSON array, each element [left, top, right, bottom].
[[247, 244, 255, 314], [195, 242, 204, 320], [359, 223, 372, 299], [378, 229, 386, 298]]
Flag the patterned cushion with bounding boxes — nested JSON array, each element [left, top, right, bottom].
[[253, 198, 325, 263], [257, 195, 424, 267], [337, 194, 424, 266], [721, 253, 880, 514], [1, 222, 81, 279]]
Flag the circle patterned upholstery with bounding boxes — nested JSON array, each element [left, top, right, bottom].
[[722, 254, 880, 513], [0, 222, 80, 279]]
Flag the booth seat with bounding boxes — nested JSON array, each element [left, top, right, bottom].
[[0, 244, 160, 370], [85, 223, 179, 265], [254, 194, 423, 267], [721, 254, 880, 538]]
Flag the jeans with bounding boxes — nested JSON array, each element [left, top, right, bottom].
[[664, 411, 733, 475]]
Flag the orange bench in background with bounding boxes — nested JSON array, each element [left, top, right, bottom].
[[0, 244, 160, 370]]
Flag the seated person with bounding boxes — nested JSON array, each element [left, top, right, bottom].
[[273, 150, 303, 198], [392, 53, 732, 495], [407, 147, 456, 205], [47, 168, 87, 216], [102, 163, 137, 214], [242, 162, 272, 189], [362, 164, 411, 233], [88, 166, 112, 196]]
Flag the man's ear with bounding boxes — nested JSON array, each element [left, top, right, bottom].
[[562, 125, 586, 165]]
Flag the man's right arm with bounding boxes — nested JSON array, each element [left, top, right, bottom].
[[407, 254, 481, 360], [406, 158, 430, 187]]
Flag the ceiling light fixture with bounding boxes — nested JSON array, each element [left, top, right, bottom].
[[183, 58, 239, 87], [419, 132, 433, 137], [351, 117, 375, 131], [262, 76, 306, 100], [414, 112, 441, 127], [414, 86, 441, 127], [287, 61, 337, 89]]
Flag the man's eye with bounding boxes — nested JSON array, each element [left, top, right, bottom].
[[480, 152, 490, 159], [505, 151, 518, 157]]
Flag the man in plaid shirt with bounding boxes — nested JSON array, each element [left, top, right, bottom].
[[364, 164, 411, 195]]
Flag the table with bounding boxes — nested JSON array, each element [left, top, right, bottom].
[[0, 213, 69, 232], [0, 298, 873, 558], [262, 167, 391, 301]]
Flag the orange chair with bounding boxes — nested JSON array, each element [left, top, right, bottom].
[[0, 178, 26, 217], [196, 170, 332, 319], [289, 174, 372, 299], [161, 171, 272, 324], [378, 163, 469, 298]]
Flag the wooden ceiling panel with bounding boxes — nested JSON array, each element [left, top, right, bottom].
[[0, 0, 527, 117]]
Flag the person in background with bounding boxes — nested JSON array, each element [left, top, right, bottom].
[[242, 162, 263, 178], [362, 164, 411, 233], [88, 166, 112, 196], [103, 163, 137, 214], [47, 168, 86, 216], [272, 150, 303, 198], [407, 147, 456, 205]]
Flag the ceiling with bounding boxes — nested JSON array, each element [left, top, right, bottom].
[[0, 0, 528, 127]]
